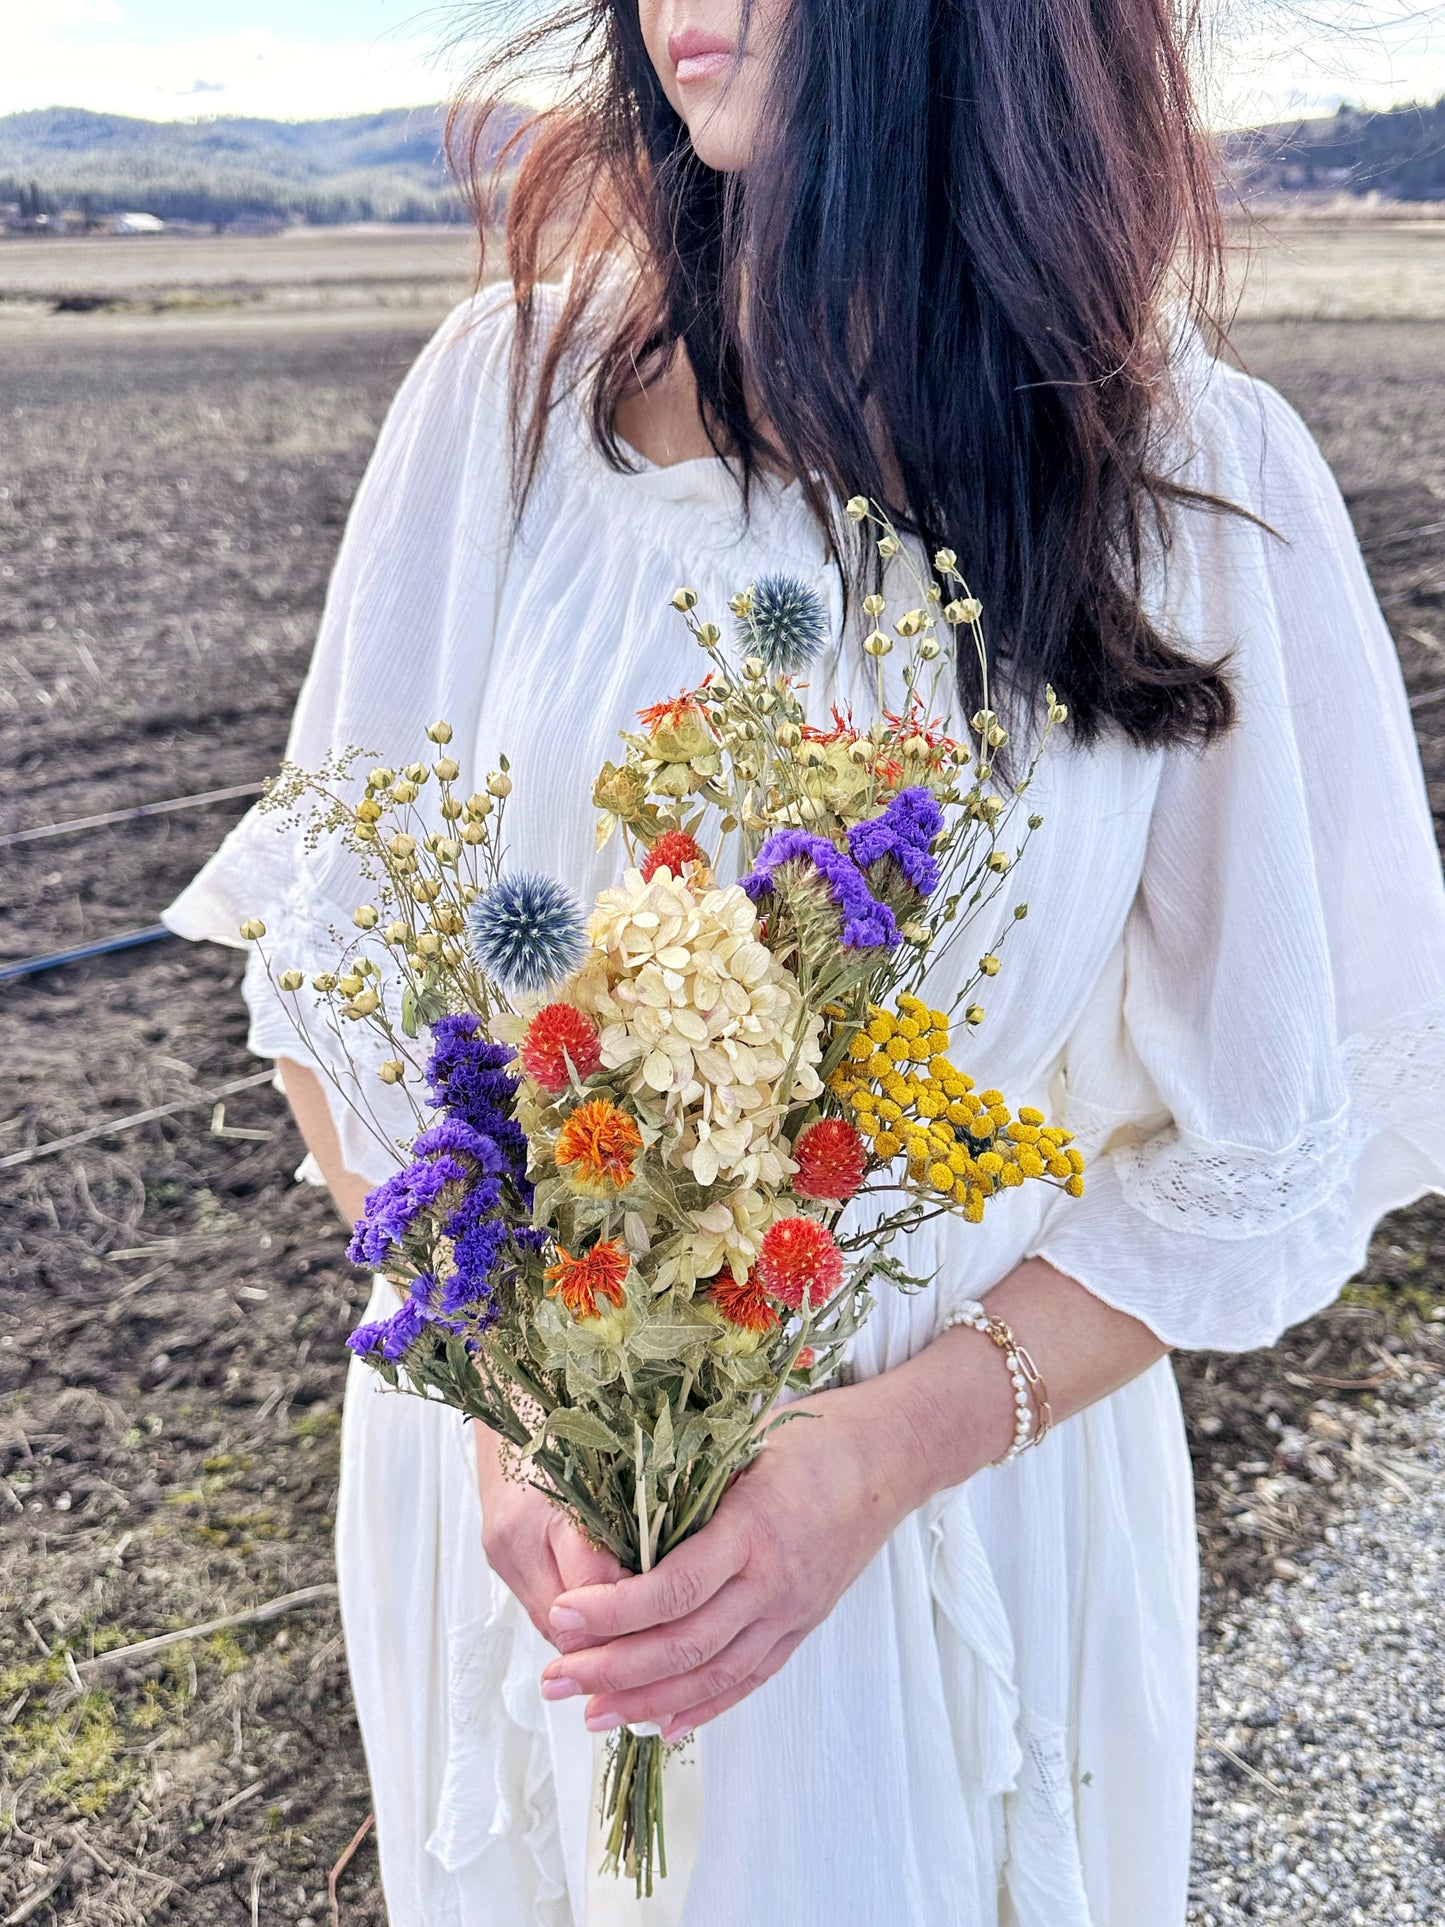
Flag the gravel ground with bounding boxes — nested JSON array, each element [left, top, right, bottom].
[[1190, 1380, 1445, 1923]]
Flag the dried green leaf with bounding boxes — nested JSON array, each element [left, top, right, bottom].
[[650, 1400, 675, 1475], [532, 1408, 629, 1457]]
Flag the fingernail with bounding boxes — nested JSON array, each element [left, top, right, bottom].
[[549, 1605, 586, 1633], [586, 1712, 623, 1732], [541, 1676, 581, 1701], [662, 1719, 691, 1744]]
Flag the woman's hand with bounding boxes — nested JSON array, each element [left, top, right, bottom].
[[475, 1429, 625, 1652], [535, 1374, 950, 1741], [526, 1258, 1166, 1738]]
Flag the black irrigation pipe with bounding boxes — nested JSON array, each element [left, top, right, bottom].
[[0, 780, 265, 850], [0, 924, 176, 984], [0, 782, 265, 982], [0, 1069, 276, 1171]]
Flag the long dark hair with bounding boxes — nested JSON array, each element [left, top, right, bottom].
[[450, 0, 1235, 748]]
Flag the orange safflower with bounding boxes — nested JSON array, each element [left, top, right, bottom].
[[554, 1097, 643, 1195], [709, 1270, 780, 1336], [800, 702, 860, 748], [637, 683, 710, 734], [881, 692, 960, 769], [545, 1240, 630, 1319]]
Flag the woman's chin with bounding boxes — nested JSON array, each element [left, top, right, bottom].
[[682, 114, 754, 175]]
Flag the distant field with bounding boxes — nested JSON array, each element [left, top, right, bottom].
[[0, 225, 482, 331], [1229, 211, 1445, 321], [1, 213, 1445, 338]]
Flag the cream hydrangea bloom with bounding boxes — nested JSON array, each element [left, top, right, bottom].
[[569, 869, 823, 1191], [652, 1186, 789, 1290]]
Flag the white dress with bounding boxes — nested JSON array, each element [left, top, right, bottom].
[[165, 291, 1445, 1927]]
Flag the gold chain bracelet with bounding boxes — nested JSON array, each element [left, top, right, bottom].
[[940, 1298, 1053, 1465]]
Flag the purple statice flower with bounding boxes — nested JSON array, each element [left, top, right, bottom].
[[426, 1014, 514, 1091], [424, 1016, 530, 1191], [347, 1155, 469, 1269], [349, 1013, 539, 1342], [412, 1116, 507, 1172], [346, 1317, 388, 1357], [742, 830, 900, 950], [452, 1218, 550, 1325], [847, 786, 944, 897], [346, 1288, 432, 1362], [441, 1193, 548, 1323], [440, 1216, 508, 1317]]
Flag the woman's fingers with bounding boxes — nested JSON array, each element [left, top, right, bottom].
[[549, 1514, 748, 1643], [551, 1516, 626, 1591], [656, 1632, 803, 1741], [549, 1518, 627, 1653], [489, 1535, 565, 1646], [542, 1573, 754, 1700], [578, 1610, 786, 1734], [579, 1614, 788, 1733]]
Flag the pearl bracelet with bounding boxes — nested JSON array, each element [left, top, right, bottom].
[[940, 1297, 1052, 1465]]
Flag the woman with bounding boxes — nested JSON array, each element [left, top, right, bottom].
[[165, 0, 1445, 1920]]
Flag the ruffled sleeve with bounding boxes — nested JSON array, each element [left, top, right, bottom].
[[163, 291, 519, 1183], [1031, 361, 1445, 1351]]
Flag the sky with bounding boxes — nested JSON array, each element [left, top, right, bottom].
[[1, 0, 1442, 130]]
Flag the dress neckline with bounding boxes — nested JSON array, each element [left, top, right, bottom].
[[607, 428, 808, 512], [525, 265, 808, 519]]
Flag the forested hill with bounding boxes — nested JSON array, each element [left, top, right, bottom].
[[2, 94, 1443, 228], [0, 105, 494, 225], [1226, 97, 1445, 203]]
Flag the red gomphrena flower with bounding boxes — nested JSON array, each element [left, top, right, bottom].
[[640, 831, 705, 883], [710, 1271, 780, 1336], [756, 1217, 845, 1313], [521, 1003, 602, 1094], [793, 1117, 867, 1204]]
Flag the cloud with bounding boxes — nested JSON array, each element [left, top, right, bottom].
[[29, 0, 123, 21], [0, 25, 464, 121], [0, 0, 1438, 127], [1202, 1, 1445, 128]]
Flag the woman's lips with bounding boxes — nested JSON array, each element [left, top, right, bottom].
[[676, 50, 732, 82], [668, 27, 737, 84]]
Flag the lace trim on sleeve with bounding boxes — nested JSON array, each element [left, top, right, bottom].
[[1110, 993, 1445, 1241], [1342, 995, 1445, 1125]]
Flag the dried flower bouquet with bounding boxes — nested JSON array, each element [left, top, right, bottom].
[[242, 502, 1082, 1893]]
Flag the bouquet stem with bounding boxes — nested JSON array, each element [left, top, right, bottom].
[[600, 1727, 667, 1897]]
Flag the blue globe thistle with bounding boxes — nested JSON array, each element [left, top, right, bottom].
[[738, 573, 828, 674], [466, 872, 588, 995]]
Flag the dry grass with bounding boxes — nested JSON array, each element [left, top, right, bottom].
[[0, 226, 478, 303], [1227, 207, 1445, 322]]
